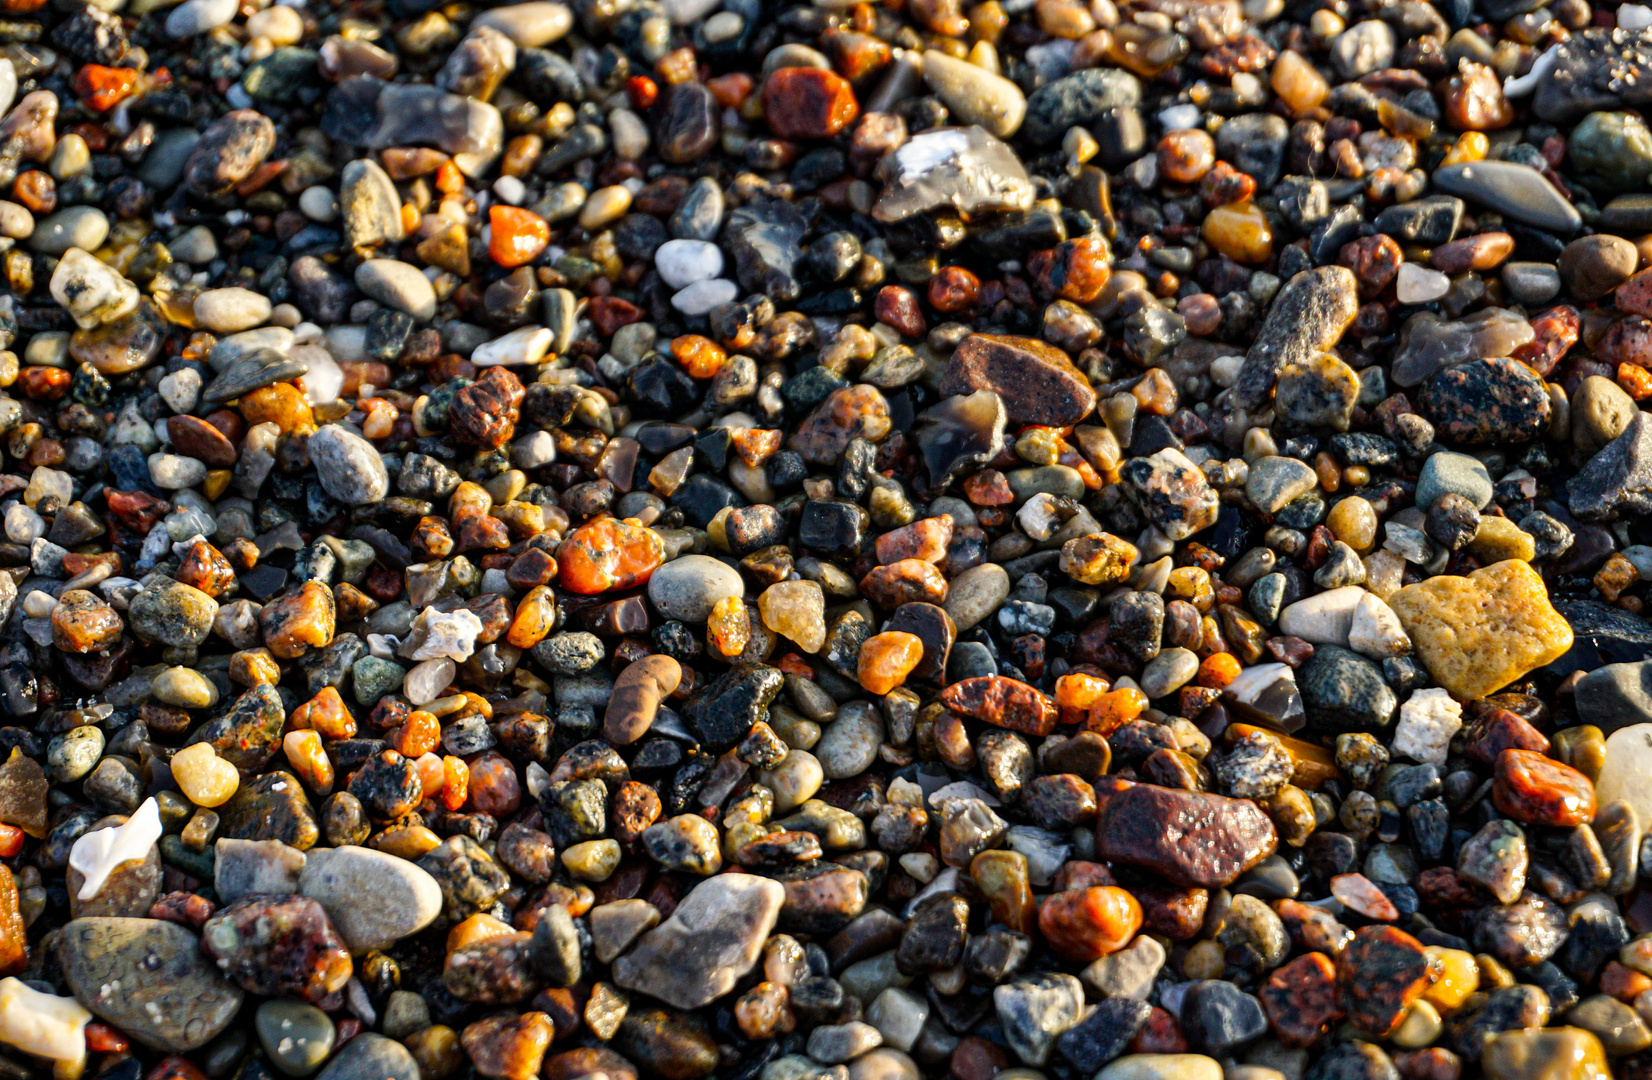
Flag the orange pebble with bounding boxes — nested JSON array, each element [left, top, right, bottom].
[[1037, 885, 1142, 962], [1087, 687, 1147, 735], [390, 710, 441, 758], [1055, 671, 1111, 726], [415, 752, 445, 800], [1620, 362, 1652, 400], [1198, 653, 1242, 689], [441, 755, 469, 812], [74, 64, 142, 112], [435, 159, 464, 194], [857, 631, 924, 695], [672, 334, 727, 379], [489, 205, 550, 268]]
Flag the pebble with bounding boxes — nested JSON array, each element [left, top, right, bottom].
[[355, 260, 437, 321], [612, 874, 784, 1009], [298, 845, 443, 952], [307, 426, 390, 505], [57, 917, 244, 1050]]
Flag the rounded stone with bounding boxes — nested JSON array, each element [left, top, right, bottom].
[[647, 554, 745, 622], [307, 426, 390, 506], [256, 999, 336, 1077]]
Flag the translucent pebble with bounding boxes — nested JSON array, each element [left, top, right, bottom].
[[1395, 263, 1450, 304]]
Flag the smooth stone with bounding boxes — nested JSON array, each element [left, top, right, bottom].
[[1277, 586, 1365, 646], [308, 426, 390, 506], [1416, 451, 1493, 510], [256, 1000, 335, 1077], [166, 0, 237, 36], [57, 917, 244, 1051], [943, 563, 1010, 631], [1596, 725, 1652, 825], [611, 873, 785, 1009], [647, 554, 745, 622], [298, 845, 443, 952], [654, 239, 724, 290], [1247, 456, 1318, 514], [1432, 161, 1582, 235], [920, 50, 1027, 138], [354, 260, 436, 321], [215, 837, 306, 903], [472, 1, 572, 45], [194, 288, 272, 333], [314, 1035, 419, 1080], [1096, 1055, 1222, 1080], [31, 207, 109, 256]]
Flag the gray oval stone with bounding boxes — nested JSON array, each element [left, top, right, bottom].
[[308, 426, 390, 506]]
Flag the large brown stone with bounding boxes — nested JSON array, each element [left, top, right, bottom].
[[1093, 784, 1277, 888], [940, 333, 1097, 426]]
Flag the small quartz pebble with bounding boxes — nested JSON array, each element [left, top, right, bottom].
[[0, 978, 91, 1064]]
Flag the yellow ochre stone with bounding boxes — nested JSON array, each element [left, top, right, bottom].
[[1388, 559, 1573, 700]]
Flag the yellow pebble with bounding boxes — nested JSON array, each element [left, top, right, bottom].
[[1422, 947, 1481, 1013], [170, 742, 240, 808], [1442, 131, 1489, 166]]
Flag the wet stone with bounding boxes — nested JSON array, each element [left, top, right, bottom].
[[57, 917, 245, 1051]]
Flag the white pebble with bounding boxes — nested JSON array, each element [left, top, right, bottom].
[[473, 326, 553, 366], [0, 978, 91, 1065], [671, 277, 739, 315], [4, 504, 42, 544], [68, 797, 162, 900], [158, 367, 203, 414], [655, 238, 724, 289], [296, 344, 343, 404], [1395, 262, 1449, 304], [245, 4, 304, 43], [299, 186, 338, 222], [194, 287, 272, 333], [493, 175, 527, 204], [166, 0, 238, 36], [404, 657, 456, 704]]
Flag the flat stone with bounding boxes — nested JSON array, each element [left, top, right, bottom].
[[214, 837, 305, 903], [873, 126, 1035, 223], [611, 873, 785, 1009], [1278, 586, 1364, 646], [1432, 161, 1582, 235], [57, 917, 244, 1051], [1234, 266, 1359, 411], [647, 554, 744, 622], [1022, 68, 1141, 146], [308, 426, 389, 506], [1575, 661, 1652, 733], [939, 334, 1096, 427], [298, 844, 443, 952], [1571, 411, 1652, 520], [315, 1035, 420, 1080], [1093, 785, 1277, 888], [920, 50, 1026, 138], [1533, 28, 1652, 123], [993, 972, 1085, 1065], [1389, 559, 1574, 699]]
